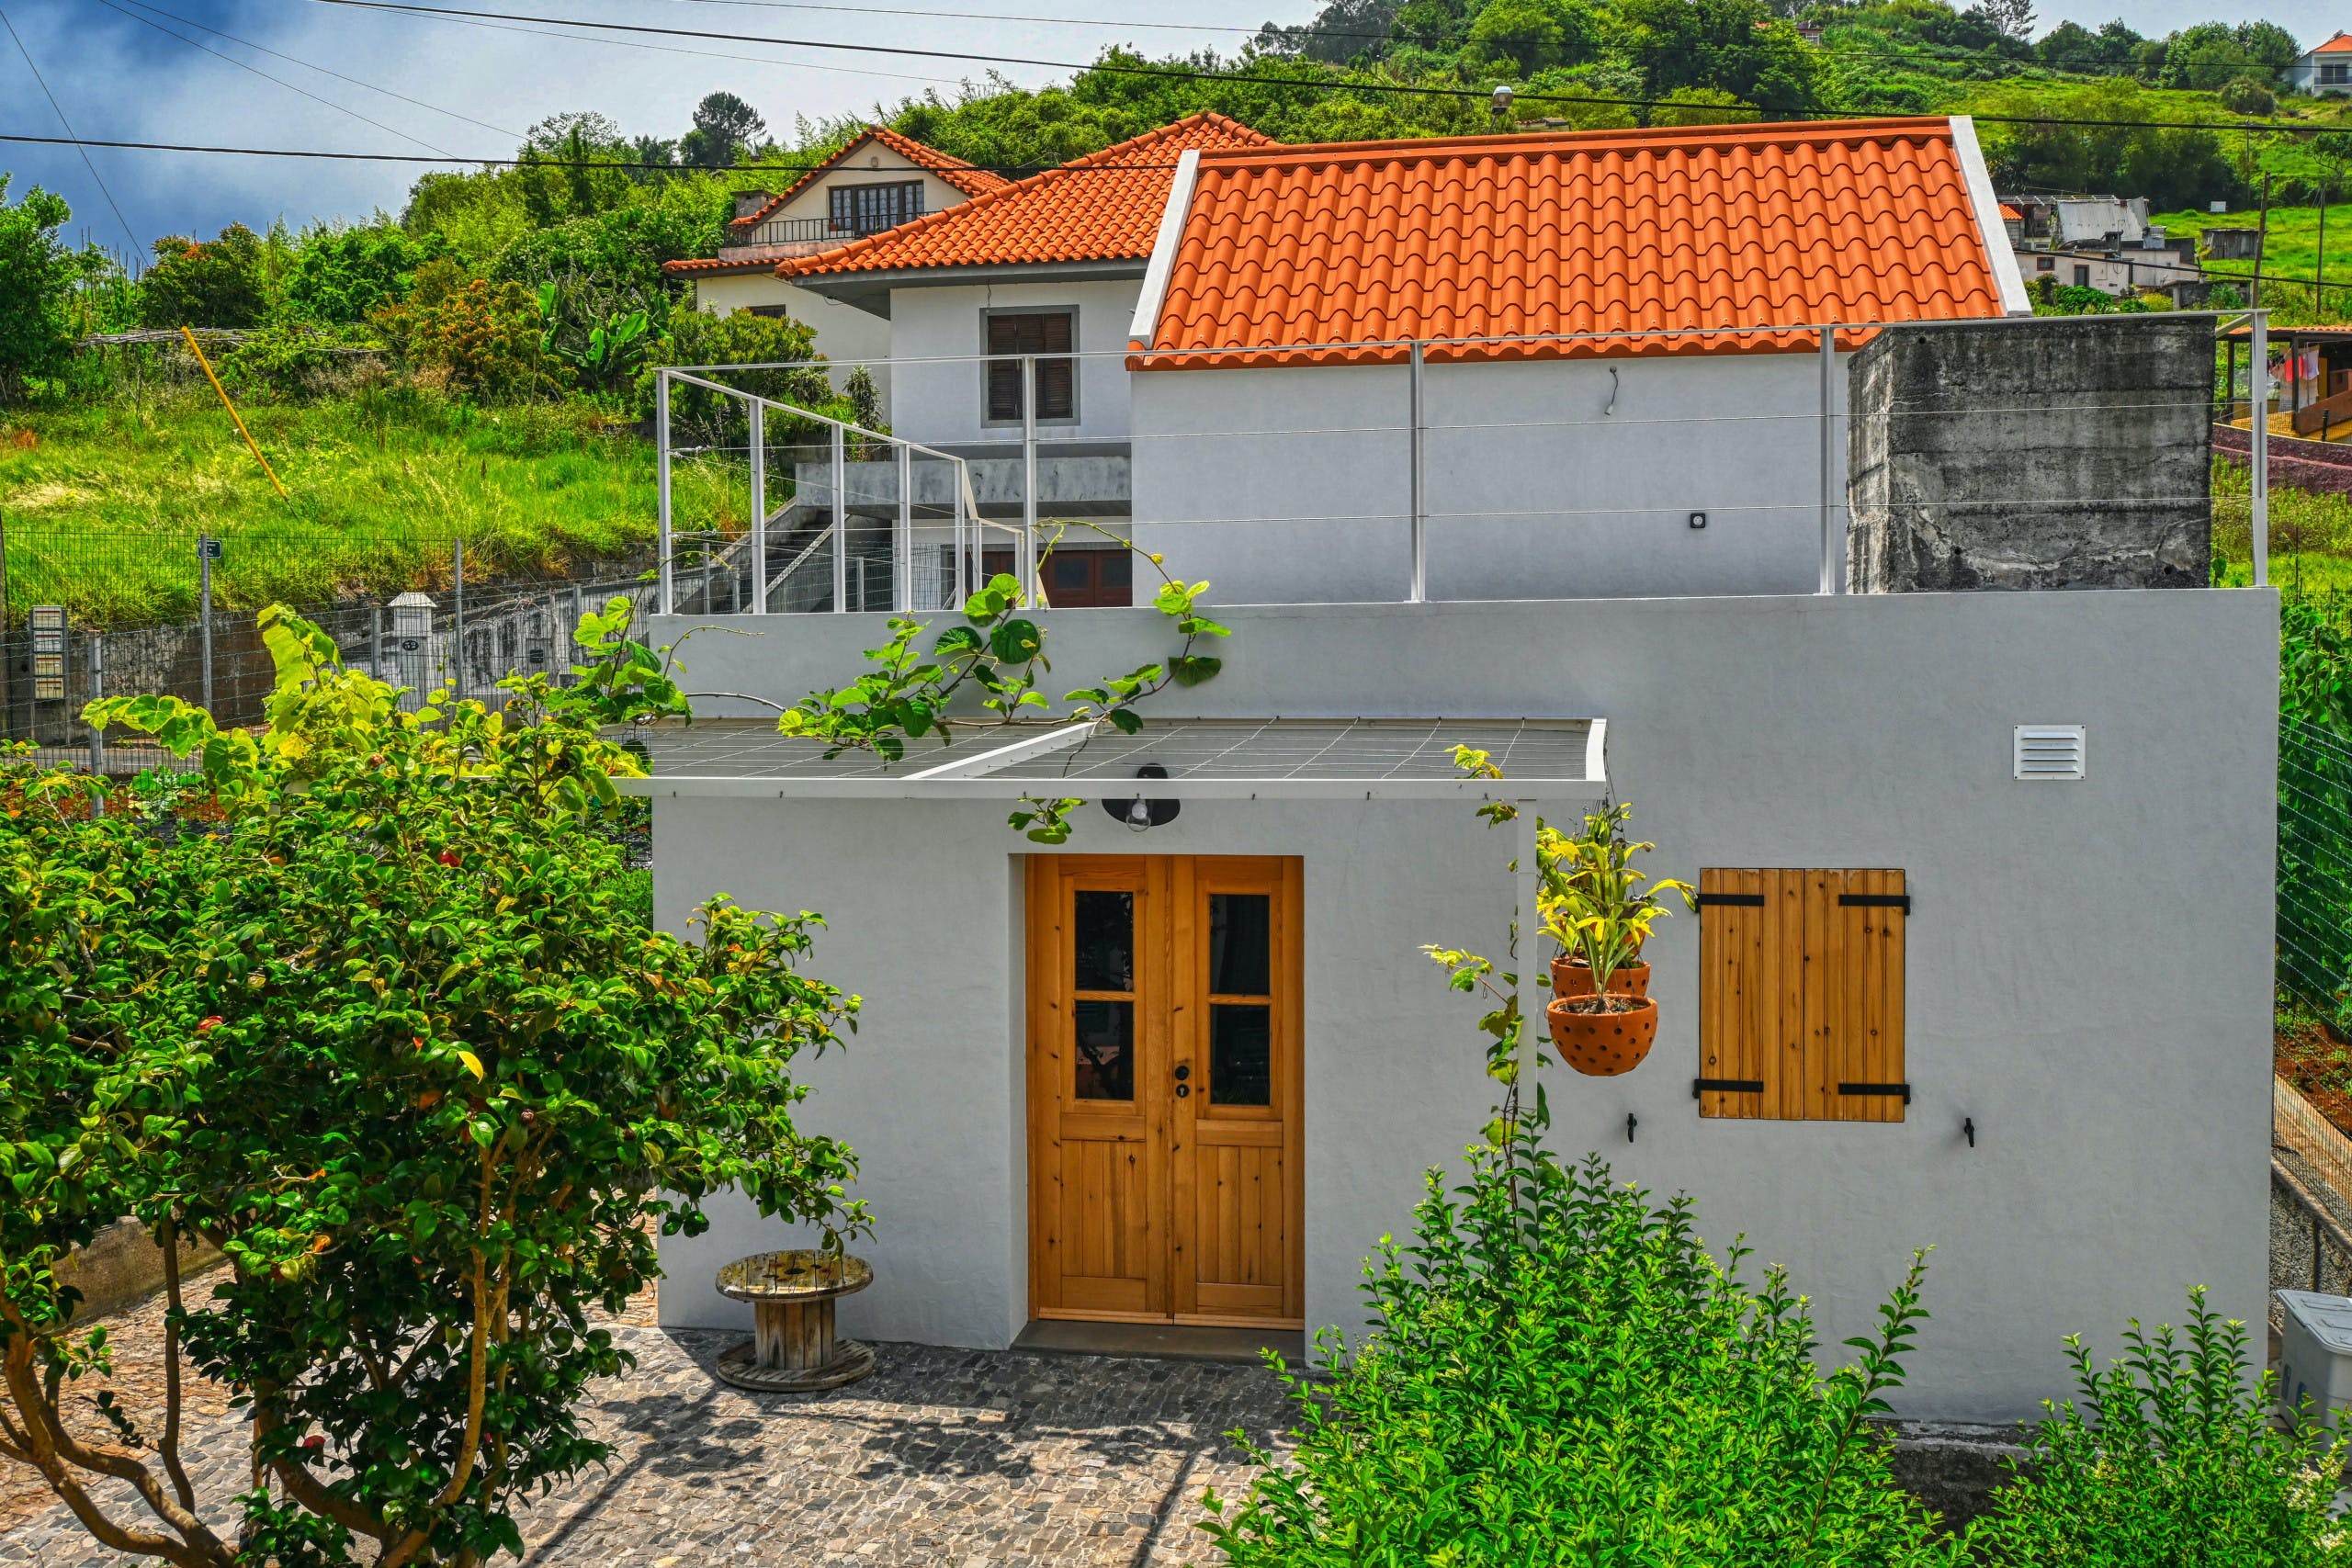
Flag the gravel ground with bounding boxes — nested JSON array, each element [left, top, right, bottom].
[[0, 1280, 1292, 1568]]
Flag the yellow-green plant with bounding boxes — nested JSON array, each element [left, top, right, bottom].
[[1539, 801, 1692, 1003]]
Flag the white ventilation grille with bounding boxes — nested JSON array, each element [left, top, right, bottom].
[[2013, 724, 2086, 780]]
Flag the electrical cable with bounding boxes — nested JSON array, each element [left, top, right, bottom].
[[93, 0, 470, 160], [2, 5, 141, 253], [285, 1, 2352, 140], [107, 0, 522, 140]]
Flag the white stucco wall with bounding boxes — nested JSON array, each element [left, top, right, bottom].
[[643, 588, 2277, 1422], [1128, 352, 1853, 603], [885, 277, 1145, 446]]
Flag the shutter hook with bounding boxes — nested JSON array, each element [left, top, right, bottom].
[[1626, 1111, 1638, 1145], [1962, 1116, 1975, 1150]]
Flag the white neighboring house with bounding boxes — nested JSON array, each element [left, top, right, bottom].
[[660, 125, 1010, 373], [2284, 31, 2352, 95], [628, 115, 2278, 1425]]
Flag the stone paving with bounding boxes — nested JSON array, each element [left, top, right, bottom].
[[0, 1321, 1298, 1568]]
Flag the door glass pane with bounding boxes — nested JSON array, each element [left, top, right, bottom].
[[1074, 890, 1133, 993], [1207, 893, 1271, 997], [1074, 999, 1135, 1100], [1209, 1003, 1272, 1107]]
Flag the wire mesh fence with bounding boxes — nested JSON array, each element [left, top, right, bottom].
[[1, 528, 661, 773], [2280, 713, 2352, 1026]]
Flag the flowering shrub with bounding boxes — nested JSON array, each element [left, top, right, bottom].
[[371, 260, 552, 401]]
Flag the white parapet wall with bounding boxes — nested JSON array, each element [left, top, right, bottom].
[[643, 586, 2277, 1422]]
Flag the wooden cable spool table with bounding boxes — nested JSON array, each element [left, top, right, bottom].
[[713, 1249, 876, 1393]]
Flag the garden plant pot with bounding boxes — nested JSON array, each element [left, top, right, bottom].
[[1546, 994, 1659, 1077], [1550, 955, 1650, 1000]]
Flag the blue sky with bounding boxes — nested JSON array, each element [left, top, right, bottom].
[[0, 0, 2342, 254]]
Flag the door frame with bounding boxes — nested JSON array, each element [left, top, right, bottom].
[[1023, 854, 1305, 1327]]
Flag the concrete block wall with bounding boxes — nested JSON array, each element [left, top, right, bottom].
[[1846, 316, 2213, 592]]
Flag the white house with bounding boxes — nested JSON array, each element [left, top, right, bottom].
[[661, 125, 1010, 371], [2284, 31, 2352, 95], [634, 118, 2273, 1422]]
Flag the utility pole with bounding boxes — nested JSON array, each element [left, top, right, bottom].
[[2254, 172, 2272, 313]]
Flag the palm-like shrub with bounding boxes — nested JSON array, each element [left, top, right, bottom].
[[1200, 1135, 1956, 1566], [1971, 1292, 2352, 1568]]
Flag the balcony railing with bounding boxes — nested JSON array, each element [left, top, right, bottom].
[[655, 368, 1043, 616], [731, 211, 916, 250]]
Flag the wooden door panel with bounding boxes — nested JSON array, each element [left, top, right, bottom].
[[1030, 854, 1301, 1328]]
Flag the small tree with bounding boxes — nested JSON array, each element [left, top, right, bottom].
[[0, 602, 864, 1566], [681, 92, 768, 168], [139, 224, 270, 329], [0, 175, 77, 403]]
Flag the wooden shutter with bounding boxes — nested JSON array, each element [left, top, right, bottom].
[[1697, 868, 1906, 1122], [985, 312, 1075, 423]]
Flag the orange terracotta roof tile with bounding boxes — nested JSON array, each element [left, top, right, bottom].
[[662, 255, 785, 276], [1134, 118, 2015, 367], [2315, 30, 2352, 51], [729, 126, 1008, 235], [1999, 202, 2022, 220], [778, 113, 1276, 280]]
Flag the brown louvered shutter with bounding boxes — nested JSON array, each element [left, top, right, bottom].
[[985, 312, 1075, 423], [1696, 868, 1906, 1122]]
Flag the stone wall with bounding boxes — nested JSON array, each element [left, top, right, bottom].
[[1846, 316, 2212, 592]]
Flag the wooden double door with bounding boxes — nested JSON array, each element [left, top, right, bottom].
[[1025, 856, 1304, 1326]]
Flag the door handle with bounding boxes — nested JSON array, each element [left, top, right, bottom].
[[1172, 1065, 1192, 1081]]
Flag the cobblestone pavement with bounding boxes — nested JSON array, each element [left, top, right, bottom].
[[0, 1320, 1296, 1568]]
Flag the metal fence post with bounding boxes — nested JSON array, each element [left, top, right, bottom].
[[896, 442, 912, 614], [452, 539, 466, 703], [1023, 355, 1039, 605], [369, 601, 383, 684], [656, 368, 675, 616], [2252, 310, 2271, 589], [749, 400, 767, 615], [1408, 341, 1426, 604], [198, 535, 215, 713], [1819, 323, 1840, 595], [86, 632, 103, 778], [954, 462, 969, 606], [830, 423, 848, 613]]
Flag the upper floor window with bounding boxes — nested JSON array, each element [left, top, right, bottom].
[[830, 180, 923, 235], [2324, 62, 2352, 85], [987, 310, 1076, 423]]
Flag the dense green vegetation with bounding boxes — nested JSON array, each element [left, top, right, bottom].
[[9, 3, 2352, 618]]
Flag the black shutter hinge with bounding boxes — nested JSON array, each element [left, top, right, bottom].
[[1693, 1077, 1766, 1098], [1693, 892, 1764, 908], [1837, 893, 1911, 912], [1838, 1082, 1913, 1104]]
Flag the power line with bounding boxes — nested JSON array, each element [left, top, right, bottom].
[[92, 0, 471, 161], [0, 4, 141, 253], [288, 1, 2352, 139], [108, 0, 522, 141]]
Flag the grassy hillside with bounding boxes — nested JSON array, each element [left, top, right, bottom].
[[0, 384, 685, 626]]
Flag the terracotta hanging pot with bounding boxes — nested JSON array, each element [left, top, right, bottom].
[[1550, 954, 1651, 1000], [1546, 994, 1659, 1077]]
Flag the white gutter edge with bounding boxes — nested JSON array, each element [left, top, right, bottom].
[[1126, 148, 1202, 351], [1948, 116, 2033, 318], [899, 719, 1102, 780]]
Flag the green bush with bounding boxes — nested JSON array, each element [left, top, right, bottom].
[[0, 175, 76, 403], [216, 322, 379, 400], [1200, 1139, 1953, 1564], [369, 259, 553, 401], [140, 223, 269, 328], [279, 222, 447, 325], [1970, 1290, 2352, 1568]]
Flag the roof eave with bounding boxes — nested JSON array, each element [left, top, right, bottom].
[[788, 256, 1151, 305]]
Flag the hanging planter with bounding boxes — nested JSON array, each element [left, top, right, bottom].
[[1537, 802, 1690, 1079], [1550, 953, 1650, 1000], [1546, 994, 1659, 1077]]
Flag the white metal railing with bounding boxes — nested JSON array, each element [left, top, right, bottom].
[[655, 312, 2274, 605], [655, 367, 1041, 616]]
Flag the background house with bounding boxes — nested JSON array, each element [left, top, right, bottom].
[[661, 125, 1009, 370], [2284, 30, 2352, 94]]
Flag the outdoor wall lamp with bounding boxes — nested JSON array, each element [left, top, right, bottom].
[[1105, 763, 1180, 832]]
